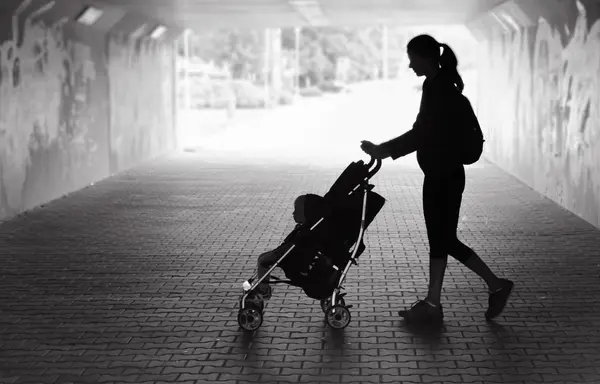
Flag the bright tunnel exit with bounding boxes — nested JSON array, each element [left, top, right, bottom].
[[175, 24, 480, 168]]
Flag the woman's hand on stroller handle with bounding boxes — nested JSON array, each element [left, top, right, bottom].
[[360, 141, 383, 177], [360, 140, 387, 160]]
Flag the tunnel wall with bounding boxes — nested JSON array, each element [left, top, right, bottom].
[[108, 35, 175, 173], [475, 0, 600, 229], [0, 3, 176, 221]]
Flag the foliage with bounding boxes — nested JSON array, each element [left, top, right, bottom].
[[180, 78, 294, 109], [177, 25, 478, 109], [182, 25, 411, 86], [187, 29, 265, 80]]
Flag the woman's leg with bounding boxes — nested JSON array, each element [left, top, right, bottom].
[[448, 240, 514, 319], [426, 256, 448, 307], [444, 166, 501, 288], [423, 175, 450, 307], [398, 175, 447, 322], [450, 242, 503, 292], [445, 167, 514, 319]]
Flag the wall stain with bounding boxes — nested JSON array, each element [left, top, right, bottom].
[[108, 36, 175, 173], [0, 1, 98, 219], [477, 0, 600, 228]]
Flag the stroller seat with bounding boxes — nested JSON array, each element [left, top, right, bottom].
[[279, 161, 385, 299], [238, 157, 385, 331]]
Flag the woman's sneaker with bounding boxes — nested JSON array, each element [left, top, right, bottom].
[[485, 279, 514, 319], [398, 299, 444, 324]]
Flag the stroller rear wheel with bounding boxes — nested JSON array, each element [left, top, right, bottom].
[[238, 305, 263, 331], [325, 304, 351, 329]]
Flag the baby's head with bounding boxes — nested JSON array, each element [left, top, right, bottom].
[[293, 194, 323, 224]]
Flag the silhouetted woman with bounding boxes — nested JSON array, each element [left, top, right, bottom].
[[361, 34, 514, 323]]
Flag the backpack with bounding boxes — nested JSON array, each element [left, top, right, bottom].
[[455, 93, 485, 165]]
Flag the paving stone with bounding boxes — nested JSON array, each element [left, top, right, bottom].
[[1, 152, 600, 384]]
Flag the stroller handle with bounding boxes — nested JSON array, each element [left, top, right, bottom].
[[366, 156, 382, 179]]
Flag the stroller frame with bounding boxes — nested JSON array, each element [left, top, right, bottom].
[[238, 156, 383, 331]]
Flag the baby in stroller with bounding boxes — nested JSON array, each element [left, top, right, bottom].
[[255, 193, 324, 300]]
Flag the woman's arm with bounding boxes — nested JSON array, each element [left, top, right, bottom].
[[377, 82, 453, 160], [378, 118, 425, 160], [361, 120, 424, 160]]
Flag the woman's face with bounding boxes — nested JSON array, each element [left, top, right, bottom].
[[407, 50, 435, 77]]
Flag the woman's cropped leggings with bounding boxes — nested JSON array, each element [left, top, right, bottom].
[[423, 165, 475, 263]]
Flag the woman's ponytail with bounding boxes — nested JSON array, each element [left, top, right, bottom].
[[439, 43, 464, 93]]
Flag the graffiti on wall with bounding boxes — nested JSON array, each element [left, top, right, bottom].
[[0, 1, 99, 218], [478, 0, 600, 228], [108, 36, 175, 172]]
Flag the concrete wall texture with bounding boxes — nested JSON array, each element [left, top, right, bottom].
[[0, 2, 175, 221], [108, 36, 176, 173], [477, 0, 600, 229]]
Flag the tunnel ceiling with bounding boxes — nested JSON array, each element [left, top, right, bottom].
[[90, 0, 508, 31]]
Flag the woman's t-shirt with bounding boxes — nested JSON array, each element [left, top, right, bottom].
[[382, 72, 463, 176]]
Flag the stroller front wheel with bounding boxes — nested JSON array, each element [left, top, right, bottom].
[[238, 306, 263, 331], [325, 304, 351, 329]]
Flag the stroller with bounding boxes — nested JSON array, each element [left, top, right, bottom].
[[237, 156, 385, 331]]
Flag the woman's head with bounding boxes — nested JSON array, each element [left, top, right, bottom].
[[406, 34, 464, 92]]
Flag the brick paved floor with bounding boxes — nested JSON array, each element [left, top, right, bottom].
[[1, 152, 600, 384]]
